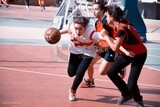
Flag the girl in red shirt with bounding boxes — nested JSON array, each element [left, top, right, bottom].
[[101, 5, 147, 107]]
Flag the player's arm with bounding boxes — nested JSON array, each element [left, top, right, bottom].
[[92, 32, 102, 41], [101, 29, 135, 57], [59, 27, 68, 34], [119, 46, 135, 57], [101, 29, 123, 51], [91, 31, 107, 41], [59, 23, 71, 34]]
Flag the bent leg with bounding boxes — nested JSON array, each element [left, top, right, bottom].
[[98, 59, 112, 75], [107, 55, 131, 97], [71, 55, 93, 91], [80, 56, 101, 88], [98, 49, 115, 75], [127, 52, 147, 102], [67, 53, 82, 77], [87, 55, 101, 80]]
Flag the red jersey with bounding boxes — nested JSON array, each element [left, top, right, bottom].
[[114, 23, 147, 55]]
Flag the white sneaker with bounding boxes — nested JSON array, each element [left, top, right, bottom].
[[69, 89, 77, 101], [25, 6, 29, 11]]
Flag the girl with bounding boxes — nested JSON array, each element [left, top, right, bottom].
[[38, 0, 45, 11], [80, 1, 126, 88], [0, 0, 9, 8], [102, 5, 147, 107], [23, 0, 29, 10], [60, 17, 103, 101]]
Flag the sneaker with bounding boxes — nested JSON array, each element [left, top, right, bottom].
[[117, 96, 132, 104], [69, 89, 77, 101], [80, 78, 95, 88], [6, 5, 9, 8], [43, 6, 45, 10], [135, 101, 144, 107], [25, 6, 29, 11], [40, 6, 45, 11]]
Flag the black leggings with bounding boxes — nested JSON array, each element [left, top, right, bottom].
[[24, 0, 29, 6], [68, 53, 93, 91], [107, 52, 147, 102]]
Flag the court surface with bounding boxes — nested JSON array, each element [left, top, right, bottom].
[[0, 4, 160, 107], [0, 43, 160, 107]]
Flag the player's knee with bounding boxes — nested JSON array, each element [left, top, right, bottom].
[[68, 73, 75, 77], [68, 71, 76, 77]]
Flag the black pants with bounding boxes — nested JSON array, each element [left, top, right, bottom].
[[68, 53, 93, 91], [107, 52, 147, 102], [24, 0, 29, 6]]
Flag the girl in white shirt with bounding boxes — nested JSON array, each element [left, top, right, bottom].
[[60, 17, 102, 101]]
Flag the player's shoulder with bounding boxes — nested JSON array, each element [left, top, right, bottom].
[[86, 22, 96, 33]]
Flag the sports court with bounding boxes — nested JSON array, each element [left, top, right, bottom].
[[0, 4, 160, 107]]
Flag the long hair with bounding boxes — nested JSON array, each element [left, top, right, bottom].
[[93, 0, 107, 5], [73, 17, 89, 28], [105, 5, 125, 22]]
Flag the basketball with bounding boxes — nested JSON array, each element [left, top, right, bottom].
[[44, 27, 61, 44]]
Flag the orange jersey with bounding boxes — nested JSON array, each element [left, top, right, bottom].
[[95, 20, 109, 47], [95, 21, 103, 32], [38, 0, 44, 5]]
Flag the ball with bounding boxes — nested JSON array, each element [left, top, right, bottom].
[[44, 27, 61, 44]]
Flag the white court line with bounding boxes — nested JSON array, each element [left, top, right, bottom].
[[0, 66, 68, 78], [147, 54, 160, 58], [0, 66, 160, 88], [0, 10, 15, 13], [147, 48, 160, 50], [144, 65, 160, 72]]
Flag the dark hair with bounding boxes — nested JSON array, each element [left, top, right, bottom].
[[73, 17, 89, 28], [105, 5, 124, 22], [93, 0, 107, 5], [93, 1, 107, 13]]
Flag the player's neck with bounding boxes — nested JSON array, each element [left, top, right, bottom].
[[97, 15, 104, 22]]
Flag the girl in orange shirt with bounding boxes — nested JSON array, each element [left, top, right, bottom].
[[0, 0, 9, 8], [80, 1, 126, 88], [38, 0, 45, 11]]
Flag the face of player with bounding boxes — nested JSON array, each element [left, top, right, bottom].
[[74, 23, 85, 37], [92, 4, 103, 19], [105, 12, 114, 25]]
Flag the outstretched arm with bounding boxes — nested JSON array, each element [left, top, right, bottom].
[[59, 24, 71, 35]]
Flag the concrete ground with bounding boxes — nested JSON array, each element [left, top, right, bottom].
[[0, 4, 160, 107]]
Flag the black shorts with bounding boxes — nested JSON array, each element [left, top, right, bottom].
[[99, 48, 115, 62]]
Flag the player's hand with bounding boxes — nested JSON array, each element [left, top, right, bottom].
[[100, 29, 109, 37], [126, 50, 135, 57]]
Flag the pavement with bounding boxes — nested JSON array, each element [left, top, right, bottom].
[[0, 4, 160, 69], [0, 4, 58, 21], [0, 4, 160, 42], [0, 4, 160, 107]]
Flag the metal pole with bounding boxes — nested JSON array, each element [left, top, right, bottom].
[[121, 0, 147, 42]]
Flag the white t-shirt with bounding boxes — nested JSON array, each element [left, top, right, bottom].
[[68, 23, 102, 57]]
